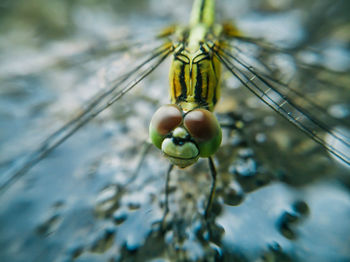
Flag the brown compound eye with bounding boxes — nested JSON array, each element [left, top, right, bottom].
[[184, 109, 218, 141], [150, 104, 183, 135]]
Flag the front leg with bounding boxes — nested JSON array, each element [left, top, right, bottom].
[[204, 157, 217, 219], [161, 163, 174, 231]]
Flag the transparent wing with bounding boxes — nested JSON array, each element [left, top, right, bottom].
[[229, 36, 350, 127], [0, 41, 174, 193], [0, 27, 169, 80], [211, 40, 350, 165]]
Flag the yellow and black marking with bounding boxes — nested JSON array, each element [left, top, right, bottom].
[[167, 0, 241, 114], [169, 42, 221, 112]]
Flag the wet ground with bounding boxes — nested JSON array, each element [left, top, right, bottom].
[[0, 0, 350, 261]]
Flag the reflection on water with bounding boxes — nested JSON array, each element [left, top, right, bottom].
[[0, 0, 350, 261]]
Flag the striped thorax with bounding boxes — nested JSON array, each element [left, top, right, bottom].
[[169, 27, 221, 112], [149, 0, 223, 167]]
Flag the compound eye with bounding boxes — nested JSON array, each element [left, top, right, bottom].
[[184, 109, 219, 141], [150, 104, 183, 135]]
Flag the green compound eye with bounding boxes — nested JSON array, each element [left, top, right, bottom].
[[151, 104, 182, 135], [184, 109, 222, 157], [184, 109, 217, 141], [149, 104, 183, 149]]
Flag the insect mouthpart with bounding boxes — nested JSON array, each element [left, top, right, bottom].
[[161, 127, 200, 168]]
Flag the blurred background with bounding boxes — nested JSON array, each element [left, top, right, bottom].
[[0, 0, 350, 261]]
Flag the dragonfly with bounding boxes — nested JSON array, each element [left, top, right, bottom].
[[1, 0, 350, 260], [1, 0, 349, 194]]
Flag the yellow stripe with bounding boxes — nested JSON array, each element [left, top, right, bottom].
[[169, 46, 221, 112]]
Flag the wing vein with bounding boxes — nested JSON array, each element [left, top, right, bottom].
[[212, 44, 350, 165], [0, 43, 174, 193]]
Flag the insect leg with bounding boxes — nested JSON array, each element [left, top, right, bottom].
[[204, 157, 217, 219], [163, 164, 174, 222], [125, 141, 152, 186]]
